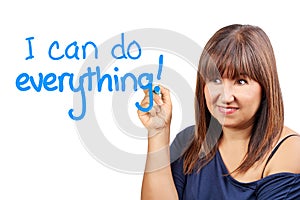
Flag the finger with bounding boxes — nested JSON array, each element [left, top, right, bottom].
[[137, 96, 150, 115], [159, 85, 172, 105], [153, 104, 161, 113], [138, 90, 151, 107], [143, 88, 150, 95], [148, 107, 156, 117], [153, 93, 164, 106]]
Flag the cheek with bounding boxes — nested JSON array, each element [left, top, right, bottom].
[[251, 93, 262, 111], [243, 85, 262, 111], [204, 85, 210, 102], [204, 84, 220, 104], [204, 85, 214, 111]]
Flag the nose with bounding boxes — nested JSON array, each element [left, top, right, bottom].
[[220, 81, 235, 104]]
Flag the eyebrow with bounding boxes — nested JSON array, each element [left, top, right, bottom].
[[221, 73, 249, 79], [238, 73, 249, 77]]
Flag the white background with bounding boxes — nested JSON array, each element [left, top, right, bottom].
[[1, 1, 300, 199]]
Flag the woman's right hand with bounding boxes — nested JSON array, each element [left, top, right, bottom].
[[137, 85, 172, 136], [139, 86, 178, 200]]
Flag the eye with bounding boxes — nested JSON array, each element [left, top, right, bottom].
[[210, 77, 222, 84], [237, 79, 248, 85]]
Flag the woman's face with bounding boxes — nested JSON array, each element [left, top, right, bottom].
[[204, 74, 262, 130]]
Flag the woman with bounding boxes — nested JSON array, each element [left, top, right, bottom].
[[137, 24, 300, 199]]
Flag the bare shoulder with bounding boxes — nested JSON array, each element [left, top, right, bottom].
[[265, 126, 300, 176]]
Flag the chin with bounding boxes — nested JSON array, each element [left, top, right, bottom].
[[222, 124, 239, 128], [218, 119, 239, 128]]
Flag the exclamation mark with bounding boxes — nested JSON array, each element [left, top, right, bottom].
[[153, 54, 164, 94], [157, 54, 163, 80]]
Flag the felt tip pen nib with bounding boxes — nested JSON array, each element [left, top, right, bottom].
[[153, 85, 161, 95]]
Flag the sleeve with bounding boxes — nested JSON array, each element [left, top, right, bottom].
[[170, 125, 194, 163], [256, 173, 300, 200], [170, 125, 194, 200], [171, 157, 186, 200]]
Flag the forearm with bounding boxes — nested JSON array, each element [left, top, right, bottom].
[[141, 128, 178, 200], [141, 166, 178, 200]]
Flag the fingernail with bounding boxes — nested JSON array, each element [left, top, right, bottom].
[[158, 99, 164, 105]]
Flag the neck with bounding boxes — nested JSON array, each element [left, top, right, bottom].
[[219, 126, 252, 152], [218, 126, 255, 178], [222, 126, 252, 141]]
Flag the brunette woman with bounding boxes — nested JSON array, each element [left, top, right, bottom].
[[138, 24, 300, 199]]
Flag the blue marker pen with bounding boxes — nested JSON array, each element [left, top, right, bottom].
[[153, 85, 161, 95]]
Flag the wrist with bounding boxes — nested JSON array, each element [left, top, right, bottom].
[[145, 145, 171, 172], [147, 126, 170, 152]]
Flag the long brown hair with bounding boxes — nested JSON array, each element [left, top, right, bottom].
[[183, 24, 284, 174]]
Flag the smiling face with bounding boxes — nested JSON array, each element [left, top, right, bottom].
[[204, 74, 262, 130]]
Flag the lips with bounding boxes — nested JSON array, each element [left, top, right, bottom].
[[217, 106, 239, 115]]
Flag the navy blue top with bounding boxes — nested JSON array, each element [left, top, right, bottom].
[[170, 126, 300, 200]]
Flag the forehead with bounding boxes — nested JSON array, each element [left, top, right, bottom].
[[202, 61, 255, 80], [221, 70, 249, 79]]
